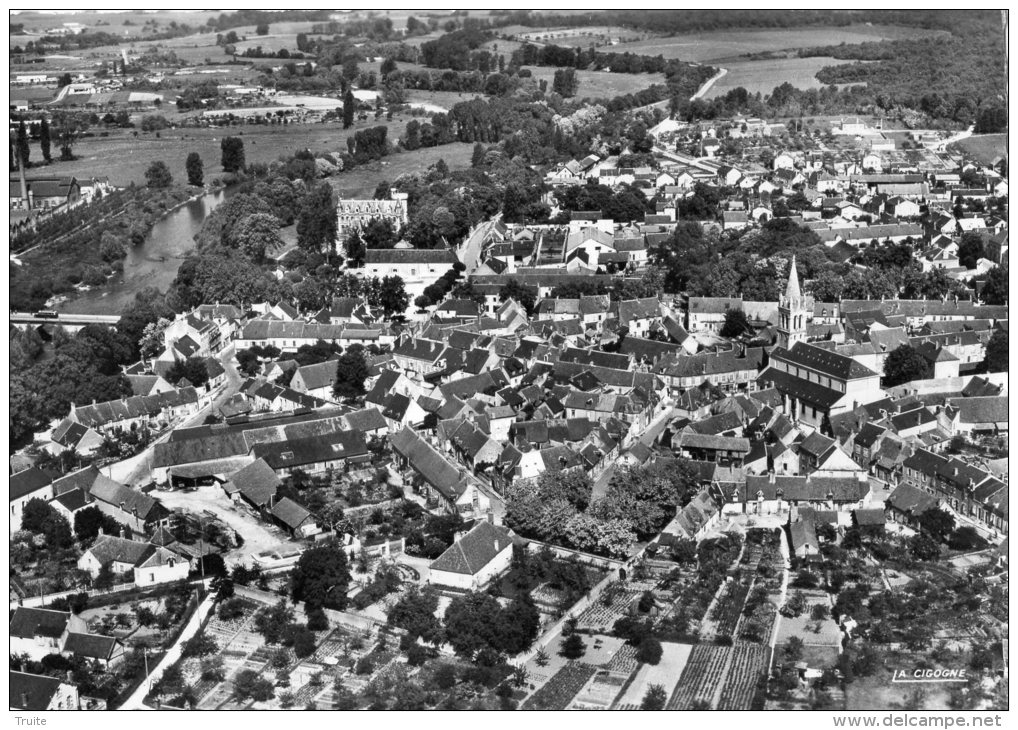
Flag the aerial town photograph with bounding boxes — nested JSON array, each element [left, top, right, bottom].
[[6, 8, 1009, 717]]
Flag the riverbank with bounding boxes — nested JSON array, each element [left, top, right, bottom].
[[49, 186, 237, 316], [11, 184, 199, 312]]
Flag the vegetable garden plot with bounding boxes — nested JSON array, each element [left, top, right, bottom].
[[522, 663, 598, 711], [716, 644, 767, 710], [666, 643, 766, 710], [711, 581, 750, 638], [667, 644, 731, 709]]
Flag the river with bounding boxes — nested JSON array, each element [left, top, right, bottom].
[[59, 186, 236, 315]]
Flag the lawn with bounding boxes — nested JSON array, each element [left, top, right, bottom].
[[775, 592, 842, 648], [948, 134, 1007, 166], [610, 24, 949, 63]]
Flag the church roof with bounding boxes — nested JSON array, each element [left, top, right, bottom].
[[784, 256, 801, 301]]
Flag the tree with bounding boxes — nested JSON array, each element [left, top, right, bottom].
[[641, 684, 667, 710], [185, 152, 203, 186], [980, 265, 1008, 305], [498, 279, 537, 316], [56, 123, 79, 161], [290, 545, 350, 611], [719, 308, 751, 338], [376, 276, 409, 318], [948, 526, 988, 552], [211, 573, 235, 601], [908, 533, 941, 562], [471, 142, 485, 168], [73, 506, 124, 543], [221, 136, 245, 173], [333, 347, 369, 399], [957, 232, 986, 269], [500, 596, 541, 655], [292, 627, 316, 658], [21, 498, 56, 533], [39, 117, 51, 162], [918, 508, 955, 543], [343, 89, 356, 129], [254, 601, 294, 644], [255, 22, 269, 35], [15, 120, 30, 169], [229, 213, 282, 263], [182, 631, 219, 659], [345, 229, 365, 267], [552, 67, 578, 97], [635, 635, 663, 665], [144, 160, 172, 189], [560, 633, 586, 660], [233, 669, 274, 702], [442, 591, 509, 658], [883, 344, 931, 387], [983, 330, 1007, 372], [388, 586, 441, 642], [296, 183, 338, 253], [165, 357, 209, 388]]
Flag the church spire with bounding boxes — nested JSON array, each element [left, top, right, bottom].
[[785, 255, 801, 301]]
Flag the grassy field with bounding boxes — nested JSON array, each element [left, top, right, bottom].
[[949, 134, 1007, 166], [706, 56, 857, 97], [522, 66, 667, 99], [328, 142, 476, 199], [610, 24, 948, 63], [38, 116, 417, 188]]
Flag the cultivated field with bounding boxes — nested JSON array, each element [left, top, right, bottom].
[[949, 134, 1007, 166], [610, 24, 949, 64]]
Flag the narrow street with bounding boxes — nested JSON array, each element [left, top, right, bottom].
[[460, 217, 497, 276], [118, 593, 217, 710]]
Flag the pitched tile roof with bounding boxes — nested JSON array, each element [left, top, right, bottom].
[[775, 342, 877, 380], [430, 521, 513, 576], [226, 458, 280, 507], [11, 467, 54, 502], [63, 632, 121, 660], [9, 607, 69, 639], [270, 497, 314, 530], [9, 671, 66, 711]]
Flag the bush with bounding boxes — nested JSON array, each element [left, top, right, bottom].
[[218, 597, 246, 621], [181, 631, 218, 659], [355, 657, 374, 675]]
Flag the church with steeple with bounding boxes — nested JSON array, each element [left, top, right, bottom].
[[776, 256, 813, 350]]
